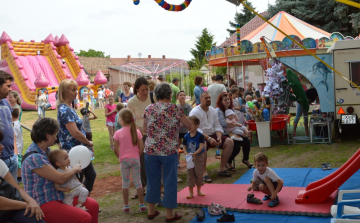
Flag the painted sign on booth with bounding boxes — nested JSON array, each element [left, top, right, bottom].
[[278, 54, 334, 112]]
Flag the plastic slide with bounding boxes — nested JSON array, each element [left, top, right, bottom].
[[296, 148, 360, 204], [0, 32, 89, 110]]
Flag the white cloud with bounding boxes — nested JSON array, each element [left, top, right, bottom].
[[0, 0, 275, 60]]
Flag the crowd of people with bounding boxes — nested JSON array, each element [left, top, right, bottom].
[[0, 68, 305, 222]]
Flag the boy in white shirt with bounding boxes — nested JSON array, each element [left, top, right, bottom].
[[247, 152, 283, 207]]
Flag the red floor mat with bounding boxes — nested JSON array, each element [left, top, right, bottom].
[[177, 184, 336, 217]]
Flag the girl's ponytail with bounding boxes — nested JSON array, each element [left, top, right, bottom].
[[130, 120, 138, 146]]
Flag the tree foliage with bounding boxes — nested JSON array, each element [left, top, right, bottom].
[[268, 0, 360, 36], [188, 28, 215, 70], [227, 2, 257, 36], [75, 49, 110, 58]]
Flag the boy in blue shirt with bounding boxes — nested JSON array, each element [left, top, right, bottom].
[[182, 116, 205, 199]]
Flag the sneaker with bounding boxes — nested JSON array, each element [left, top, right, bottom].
[[263, 195, 271, 201], [230, 136, 243, 141], [123, 206, 130, 213], [139, 206, 146, 213], [177, 177, 183, 183], [268, 197, 280, 207]]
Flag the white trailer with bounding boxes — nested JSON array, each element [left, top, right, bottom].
[[327, 40, 360, 139]]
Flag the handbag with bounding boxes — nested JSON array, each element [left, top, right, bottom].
[[45, 102, 52, 109], [0, 176, 24, 221]]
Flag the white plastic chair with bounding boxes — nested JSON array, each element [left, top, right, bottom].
[[330, 189, 360, 222]]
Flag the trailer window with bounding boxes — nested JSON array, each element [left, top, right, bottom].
[[350, 62, 360, 88]]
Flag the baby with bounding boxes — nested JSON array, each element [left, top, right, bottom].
[[50, 149, 89, 210], [224, 109, 249, 140]]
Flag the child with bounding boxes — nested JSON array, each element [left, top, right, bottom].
[[245, 95, 253, 121], [247, 152, 283, 207], [182, 116, 205, 199], [244, 81, 254, 98], [224, 109, 249, 139], [82, 89, 88, 108], [177, 90, 192, 181], [105, 95, 117, 150], [113, 108, 146, 213], [49, 149, 89, 210], [11, 108, 23, 183], [114, 103, 125, 131], [80, 108, 97, 159]]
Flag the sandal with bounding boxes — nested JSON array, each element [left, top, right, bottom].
[[203, 175, 212, 183], [321, 163, 327, 171], [326, 163, 332, 170], [263, 195, 271, 201], [242, 159, 253, 169], [246, 194, 262, 204], [268, 197, 280, 207], [226, 164, 236, 171], [217, 170, 232, 177], [166, 212, 181, 222], [217, 210, 235, 222], [148, 210, 160, 220]]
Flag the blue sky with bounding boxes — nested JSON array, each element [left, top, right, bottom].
[[1, 0, 275, 60]]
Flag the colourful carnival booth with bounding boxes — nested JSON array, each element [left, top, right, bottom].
[[206, 11, 360, 146]]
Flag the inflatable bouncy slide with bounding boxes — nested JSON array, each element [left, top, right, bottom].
[[0, 32, 107, 110]]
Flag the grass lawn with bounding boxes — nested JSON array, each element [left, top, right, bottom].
[[20, 108, 360, 222]]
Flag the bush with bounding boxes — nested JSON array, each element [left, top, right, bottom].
[[165, 70, 204, 99]]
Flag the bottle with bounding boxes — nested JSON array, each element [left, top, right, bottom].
[[215, 145, 221, 159]]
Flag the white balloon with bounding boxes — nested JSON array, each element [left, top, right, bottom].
[[69, 145, 91, 169]]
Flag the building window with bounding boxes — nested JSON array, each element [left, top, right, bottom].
[[350, 62, 360, 88]]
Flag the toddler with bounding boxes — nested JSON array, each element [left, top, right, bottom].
[[224, 109, 249, 140], [247, 152, 283, 207], [113, 108, 146, 213], [182, 116, 205, 199], [50, 149, 89, 210], [105, 95, 117, 150], [114, 103, 125, 131], [80, 107, 97, 159], [12, 108, 23, 183]]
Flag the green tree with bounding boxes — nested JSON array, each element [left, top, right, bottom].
[[188, 28, 215, 70], [212, 66, 227, 76], [268, 0, 360, 36], [75, 49, 110, 58], [227, 2, 256, 36]]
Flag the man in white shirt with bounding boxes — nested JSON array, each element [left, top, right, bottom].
[[189, 91, 233, 182], [207, 74, 226, 108]]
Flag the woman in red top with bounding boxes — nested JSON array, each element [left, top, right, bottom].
[[105, 95, 117, 150]]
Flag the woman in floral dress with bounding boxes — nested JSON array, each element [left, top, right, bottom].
[[143, 83, 191, 222]]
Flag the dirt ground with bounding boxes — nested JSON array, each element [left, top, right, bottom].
[[92, 156, 220, 199], [92, 154, 223, 223]]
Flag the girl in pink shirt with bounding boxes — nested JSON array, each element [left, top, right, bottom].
[[113, 108, 145, 213], [105, 95, 117, 149]]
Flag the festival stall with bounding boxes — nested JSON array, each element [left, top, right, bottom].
[[206, 11, 360, 146]]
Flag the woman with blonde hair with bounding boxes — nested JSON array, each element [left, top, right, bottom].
[[57, 79, 96, 195]]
